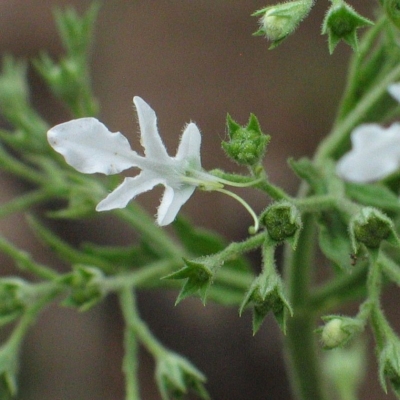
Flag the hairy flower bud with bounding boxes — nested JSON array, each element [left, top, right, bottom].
[[253, 0, 315, 48], [350, 207, 397, 250], [319, 316, 362, 349], [261, 201, 302, 245], [222, 113, 270, 167]]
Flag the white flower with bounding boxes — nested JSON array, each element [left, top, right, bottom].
[[47, 96, 213, 225], [388, 82, 400, 103], [336, 123, 400, 183], [336, 83, 400, 183]]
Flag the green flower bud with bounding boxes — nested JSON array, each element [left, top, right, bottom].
[[61, 265, 104, 311], [383, 0, 400, 29], [319, 316, 362, 349], [253, 0, 315, 48], [350, 207, 398, 250], [322, 1, 373, 53], [155, 352, 209, 400], [260, 201, 302, 246], [222, 113, 270, 167]]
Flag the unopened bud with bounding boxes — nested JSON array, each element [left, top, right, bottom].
[[253, 0, 314, 48], [261, 201, 302, 244]]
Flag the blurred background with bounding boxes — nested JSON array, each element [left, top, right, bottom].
[[1, 0, 396, 399]]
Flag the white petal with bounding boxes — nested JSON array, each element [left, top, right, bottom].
[[336, 151, 399, 182], [336, 123, 400, 182], [388, 83, 400, 103], [175, 123, 202, 168], [351, 124, 387, 148], [96, 173, 162, 211], [48, 118, 138, 175], [133, 97, 169, 161], [157, 185, 196, 226]]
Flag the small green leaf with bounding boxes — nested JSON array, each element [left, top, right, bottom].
[[345, 182, 400, 212], [288, 157, 325, 194], [317, 210, 353, 270]]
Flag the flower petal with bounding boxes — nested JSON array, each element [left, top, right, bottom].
[[48, 118, 138, 175], [388, 83, 400, 103], [133, 97, 169, 162], [175, 123, 202, 168], [350, 124, 387, 148], [336, 123, 400, 182], [96, 172, 162, 211], [157, 186, 196, 226]]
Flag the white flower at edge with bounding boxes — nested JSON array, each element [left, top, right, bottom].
[[48, 96, 216, 226], [336, 123, 400, 182], [336, 83, 400, 183]]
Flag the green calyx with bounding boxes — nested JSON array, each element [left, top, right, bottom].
[[61, 265, 105, 311], [322, 1, 373, 53], [253, 0, 315, 48], [379, 340, 400, 395], [350, 207, 398, 250], [222, 113, 270, 167], [260, 201, 302, 245], [240, 272, 292, 334]]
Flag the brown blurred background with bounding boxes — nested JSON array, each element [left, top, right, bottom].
[[1, 1, 396, 399]]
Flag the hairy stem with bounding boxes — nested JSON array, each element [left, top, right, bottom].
[[284, 213, 327, 400]]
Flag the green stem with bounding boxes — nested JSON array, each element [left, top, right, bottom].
[[0, 190, 49, 218], [103, 259, 179, 292], [8, 285, 61, 351], [118, 287, 141, 400], [284, 213, 327, 400], [119, 287, 166, 358]]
